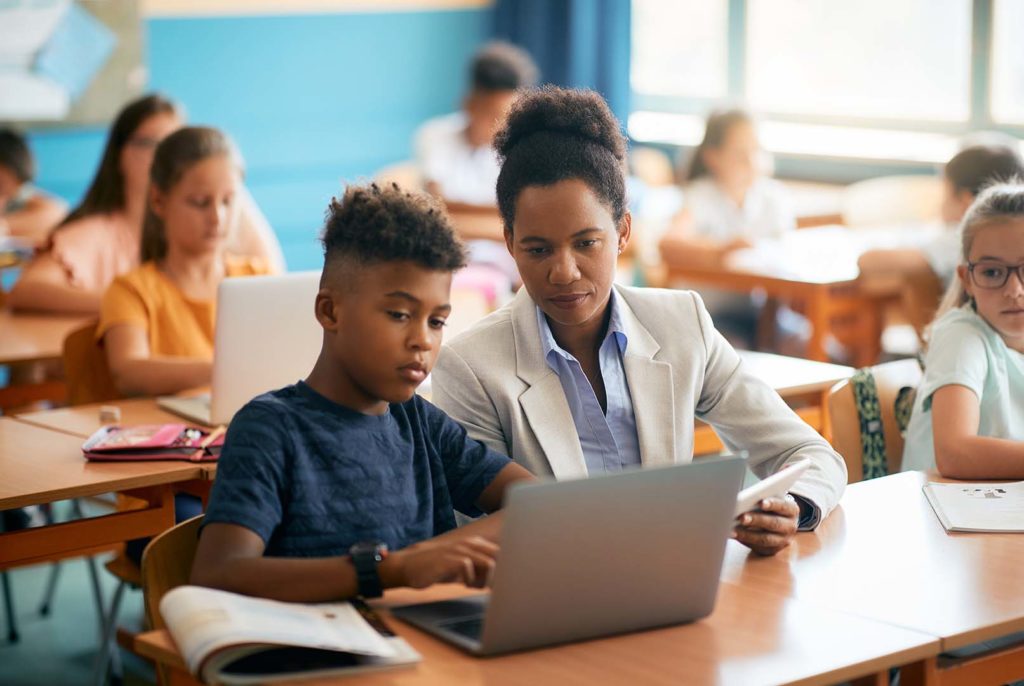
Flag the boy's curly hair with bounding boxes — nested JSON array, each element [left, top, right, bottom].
[[321, 183, 467, 272]]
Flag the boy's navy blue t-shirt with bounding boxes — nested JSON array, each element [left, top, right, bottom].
[[203, 381, 512, 557]]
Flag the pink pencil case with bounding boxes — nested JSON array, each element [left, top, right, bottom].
[[82, 424, 225, 462]]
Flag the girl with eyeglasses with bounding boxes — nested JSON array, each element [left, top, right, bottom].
[[902, 182, 1024, 477], [9, 94, 283, 314]]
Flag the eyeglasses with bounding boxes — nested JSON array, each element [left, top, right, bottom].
[[967, 261, 1024, 289], [125, 136, 161, 150]]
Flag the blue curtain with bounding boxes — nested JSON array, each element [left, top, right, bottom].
[[493, 0, 632, 124]]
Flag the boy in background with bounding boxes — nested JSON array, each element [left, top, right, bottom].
[[415, 41, 538, 213]]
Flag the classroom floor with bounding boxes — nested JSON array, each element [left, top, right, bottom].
[[0, 503, 155, 686]]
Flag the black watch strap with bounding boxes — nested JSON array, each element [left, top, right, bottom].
[[350, 541, 387, 598]]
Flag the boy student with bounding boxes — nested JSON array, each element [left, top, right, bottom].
[[191, 184, 533, 602], [0, 128, 67, 246], [414, 41, 539, 211]]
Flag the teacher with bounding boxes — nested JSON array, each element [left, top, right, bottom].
[[432, 87, 847, 555]]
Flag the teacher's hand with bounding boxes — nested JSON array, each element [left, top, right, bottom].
[[734, 494, 799, 556]]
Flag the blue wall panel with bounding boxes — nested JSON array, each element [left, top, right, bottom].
[[27, 8, 492, 270]]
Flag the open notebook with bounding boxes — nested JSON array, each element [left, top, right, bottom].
[[923, 481, 1024, 533], [160, 586, 419, 685]]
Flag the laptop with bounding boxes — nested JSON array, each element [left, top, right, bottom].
[[157, 271, 323, 426], [391, 457, 745, 656]]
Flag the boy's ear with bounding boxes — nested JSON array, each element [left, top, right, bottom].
[[504, 226, 514, 256], [314, 288, 341, 332]]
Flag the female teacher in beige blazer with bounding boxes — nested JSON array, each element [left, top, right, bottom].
[[432, 87, 847, 556]]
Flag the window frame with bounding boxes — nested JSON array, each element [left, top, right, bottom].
[[630, 0, 1024, 174]]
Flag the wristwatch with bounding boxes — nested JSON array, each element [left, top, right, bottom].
[[349, 541, 389, 598]]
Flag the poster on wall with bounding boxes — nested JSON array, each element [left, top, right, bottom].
[[0, 0, 144, 126]]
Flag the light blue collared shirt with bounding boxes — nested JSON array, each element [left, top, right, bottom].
[[536, 292, 642, 474]]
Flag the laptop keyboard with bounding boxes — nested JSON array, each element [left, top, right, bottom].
[[441, 616, 485, 640]]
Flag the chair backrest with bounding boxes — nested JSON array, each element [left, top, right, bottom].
[[62, 321, 119, 406], [827, 358, 923, 482], [841, 175, 943, 228], [141, 514, 204, 631]]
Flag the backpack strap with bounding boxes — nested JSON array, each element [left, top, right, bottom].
[[851, 368, 888, 480]]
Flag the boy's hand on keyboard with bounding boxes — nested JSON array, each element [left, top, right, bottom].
[[382, 536, 499, 590]]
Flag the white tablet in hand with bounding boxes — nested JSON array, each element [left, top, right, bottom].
[[734, 459, 812, 518]]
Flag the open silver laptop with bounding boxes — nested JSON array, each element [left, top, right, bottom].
[[391, 457, 745, 656], [157, 271, 323, 426]]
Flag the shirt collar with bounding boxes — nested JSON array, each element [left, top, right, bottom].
[[536, 290, 629, 368]]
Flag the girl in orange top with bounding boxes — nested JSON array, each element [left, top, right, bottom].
[[97, 126, 267, 396], [9, 94, 283, 314]]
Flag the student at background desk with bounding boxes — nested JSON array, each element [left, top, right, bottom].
[[902, 183, 1024, 479], [98, 127, 268, 398], [858, 143, 1024, 340], [414, 42, 538, 294], [9, 94, 283, 315], [0, 129, 67, 247], [659, 109, 797, 346]]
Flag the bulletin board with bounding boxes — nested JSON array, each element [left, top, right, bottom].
[[0, 0, 145, 127]]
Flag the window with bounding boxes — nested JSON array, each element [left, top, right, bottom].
[[629, 0, 1023, 170], [991, 0, 1024, 125], [630, 0, 728, 100], [746, 0, 971, 123]]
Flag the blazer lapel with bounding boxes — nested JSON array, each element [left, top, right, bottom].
[[511, 290, 588, 479], [616, 288, 679, 468]]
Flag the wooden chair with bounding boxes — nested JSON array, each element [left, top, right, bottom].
[[62, 321, 119, 406], [141, 515, 203, 686], [62, 322, 139, 684], [141, 515, 204, 632], [840, 175, 943, 228], [826, 358, 923, 483]]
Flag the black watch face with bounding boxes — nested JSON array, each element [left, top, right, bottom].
[[351, 541, 388, 559], [351, 541, 379, 556]]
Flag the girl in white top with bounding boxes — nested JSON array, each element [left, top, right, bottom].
[[660, 110, 795, 342], [671, 109, 794, 254], [902, 182, 1024, 478]]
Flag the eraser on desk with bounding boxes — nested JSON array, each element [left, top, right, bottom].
[[98, 405, 121, 425]]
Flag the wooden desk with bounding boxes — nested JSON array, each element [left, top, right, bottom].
[[722, 471, 1024, 684], [14, 397, 185, 439], [0, 309, 91, 409], [0, 309, 89, 366], [0, 417, 208, 568], [660, 225, 938, 364], [693, 351, 853, 455], [136, 582, 936, 686], [740, 350, 853, 398]]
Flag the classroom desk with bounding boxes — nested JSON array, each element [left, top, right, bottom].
[[135, 580, 937, 686], [660, 225, 939, 365], [721, 471, 1024, 685], [0, 309, 91, 410], [13, 397, 186, 439], [0, 309, 90, 366], [0, 417, 208, 569], [13, 354, 850, 462], [693, 351, 853, 454]]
